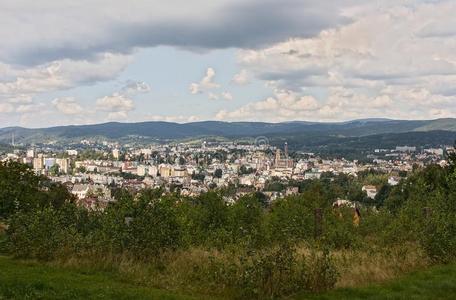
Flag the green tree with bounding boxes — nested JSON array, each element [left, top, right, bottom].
[[214, 168, 223, 178], [49, 164, 60, 176], [0, 161, 41, 218], [229, 194, 265, 246]]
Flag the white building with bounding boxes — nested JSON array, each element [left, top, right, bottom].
[[137, 165, 148, 177], [148, 165, 158, 177], [304, 171, 321, 180], [396, 146, 416, 152], [172, 166, 188, 178], [71, 184, 90, 199], [388, 176, 400, 186], [425, 148, 444, 156], [66, 149, 78, 156], [56, 158, 70, 174], [112, 148, 120, 160], [26, 149, 35, 158], [33, 157, 44, 171], [239, 175, 254, 186], [362, 185, 378, 199]]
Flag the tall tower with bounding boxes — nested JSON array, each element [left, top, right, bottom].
[[284, 142, 288, 159], [11, 132, 15, 147], [275, 149, 281, 167]]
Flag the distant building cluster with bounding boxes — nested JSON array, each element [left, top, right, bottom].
[[1, 139, 453, 210]]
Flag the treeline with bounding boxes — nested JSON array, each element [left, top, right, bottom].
[[2, 157, 456, 298], [271, 130, 456, 159]]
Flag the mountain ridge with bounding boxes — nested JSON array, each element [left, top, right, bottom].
[[1, 118, 456, 145]]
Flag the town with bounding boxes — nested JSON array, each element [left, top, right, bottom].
[[1, 139, 453, 210]]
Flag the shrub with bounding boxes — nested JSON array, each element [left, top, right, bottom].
[[304, 247, 339, 292], [7, 207, 63, 260], [420, 212, 456, 263], [323, 208, 360, 250], [233, 244, 338, 299], [126, 197, 182, 258]]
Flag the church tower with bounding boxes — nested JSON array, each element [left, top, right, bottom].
[[275, 149, 281, 167]]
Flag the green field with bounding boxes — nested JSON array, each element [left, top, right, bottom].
[[301, 265, 456, 300], [1, 256, 456, 299], [0, 256, 196, 300]]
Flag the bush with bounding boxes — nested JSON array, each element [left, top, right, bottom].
[[420, 212, 456, 263], [323, 208, 360, 250], [304, 247, 339, 292], [6, 158, 456, 298], [233, 244, 338, 299], [7, 207, 64, 260], [126, 197, 182, 258]]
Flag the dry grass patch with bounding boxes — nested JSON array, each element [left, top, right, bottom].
[[334, 244, 429, 288]]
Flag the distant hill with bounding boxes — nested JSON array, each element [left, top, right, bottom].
[[1, 118, 456, 148]]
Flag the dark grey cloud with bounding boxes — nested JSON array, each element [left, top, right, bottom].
[[0, 0, 355, 66]]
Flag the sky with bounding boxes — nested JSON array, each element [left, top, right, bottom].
[[1, 0, 456, 127]]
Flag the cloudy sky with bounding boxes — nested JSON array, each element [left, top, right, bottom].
[[1, 0, 456, 127]]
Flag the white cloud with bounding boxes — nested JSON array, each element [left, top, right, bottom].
[[208, 91, 233, 101], [0, 102, 14, 113], [214, 85, 456, 122], [15, 103, 45, 114], [232, 69, 250, 85], [221, 91, 233, 100], [95, 93, 135, 121], [0, 1, 352, 66], [52, 97, 84, 115], [107, 111, 129, 121], [0, 53, 131, 126], [430, 108, 453, 118], [189, 67, 220, 95], [2, 0, 456, 125], [122, 80, 151, 95], [215, 89, 320, 121], [7, 95, 33, 104], [208, 92, 219, 100], [189, 83, 201, 95], [234, 0, 456, 120], [0, 53, 131, 102], [96, 93, 134, 113], [145, 114, 200, 123]]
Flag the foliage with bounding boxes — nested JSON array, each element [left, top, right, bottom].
[[214, 168, 223, 178], [3, 156, 456, 297], [239, 165, 256, 175], [0, 256, 193, 300], [0, 161, 74, 219]]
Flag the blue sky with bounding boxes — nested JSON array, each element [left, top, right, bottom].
[[25, 47, 271, 126], [0, 0, 456, 127]]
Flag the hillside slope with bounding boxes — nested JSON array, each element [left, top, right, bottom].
[[2, 256, 456, 299], [0, 118, 455, 145]]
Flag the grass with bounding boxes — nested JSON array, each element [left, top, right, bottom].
[[0, 255, 198, 300], [1, 254, 456, 299], [298, 263, 456, 300], [332, 246, 429, 288]]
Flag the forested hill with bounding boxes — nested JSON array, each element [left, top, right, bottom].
[[1, 118, 456, 145]]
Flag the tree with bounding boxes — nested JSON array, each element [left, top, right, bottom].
[[49, 164, 60, 176], [214, 168, 223, 178], [239, 165, 255, 175], [0, 161, 74, 219], [374, 184, 391, 207], [76, 166, 86, 173], [192, 172, 205, 181], [0, 161, 41, 218], [265, 181, 284, 192], [191, 192, 230, 246], [127, 195, 182, 258], [229, 195, 265, 246]]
